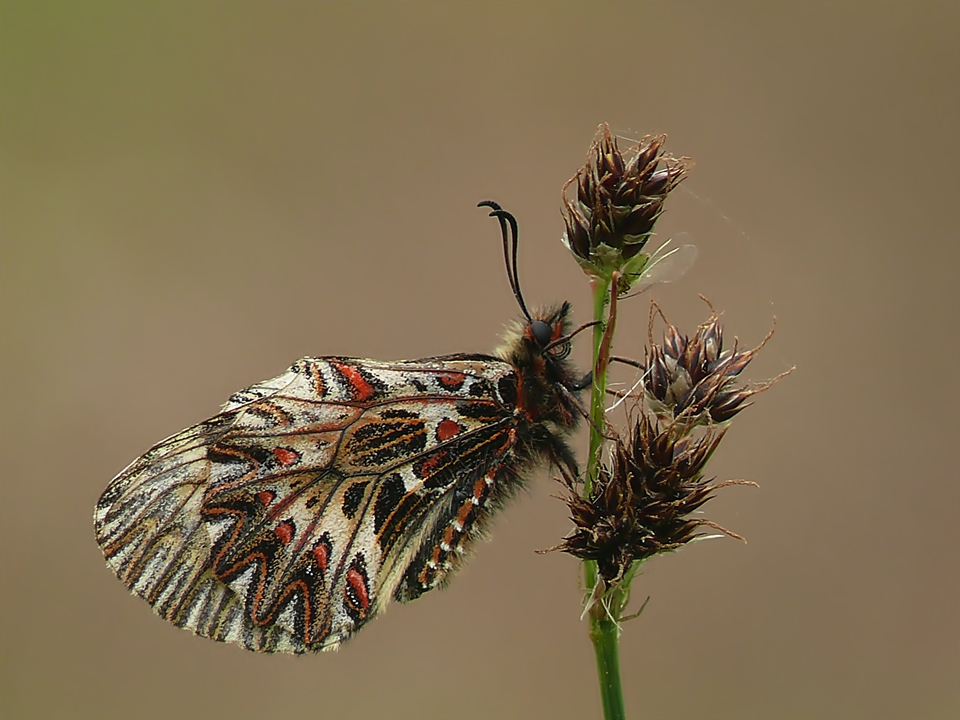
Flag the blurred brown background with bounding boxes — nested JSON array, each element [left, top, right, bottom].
[[2, 3, 957, 719]]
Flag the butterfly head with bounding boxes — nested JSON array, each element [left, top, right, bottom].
[[514, 301, 574, 366]]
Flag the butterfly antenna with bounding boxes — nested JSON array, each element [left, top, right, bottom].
[[478, 200, 532, 321]]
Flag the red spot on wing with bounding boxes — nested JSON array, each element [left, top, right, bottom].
[[335, 363, 376, 402], [273, 447, 299, 466], [346, 567, 370, 611], [417, 450, 448, 478], [438, 372, 466, 389], [255, 490, 275, 508], [274, 520, 295, 545], [436, 418, 462, 442], [312, 543, 329, 572]]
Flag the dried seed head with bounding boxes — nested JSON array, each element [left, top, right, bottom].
[[556, 415, 749, 586], [552, 302, 790, 587], [643, 299, 789, 424], [562, 124, 691, 289]]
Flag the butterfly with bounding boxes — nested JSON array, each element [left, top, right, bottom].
[[94, 202, 588, 653]]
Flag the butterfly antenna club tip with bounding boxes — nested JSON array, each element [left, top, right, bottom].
[[477, 200, 532, 321]]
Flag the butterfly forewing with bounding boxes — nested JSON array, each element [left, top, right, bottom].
[[96, 355, 529, 652]]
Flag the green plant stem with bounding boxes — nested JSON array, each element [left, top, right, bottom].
[[583, 275, 627, 720], [591, 613, 627, 720]]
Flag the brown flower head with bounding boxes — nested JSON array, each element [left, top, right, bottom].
[[552, 302, 790, 587], [562, 124, 691, 289], [642, 300, 789, 424], [556, 414, 750, 586]]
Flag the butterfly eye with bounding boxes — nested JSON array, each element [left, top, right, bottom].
[[530, 320, 553, 348]]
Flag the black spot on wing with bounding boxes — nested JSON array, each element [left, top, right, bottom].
[[373, 473, 406, 533], [208, 440, 270, 466], [497, 374, 518, 407], [468, 378, 493, 397], [346, 417, 428, 468], [382, 408, 419, 419], [455, 399, 507, 423], [376, 490, 433, 558], [341, 481, 369, 519]]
